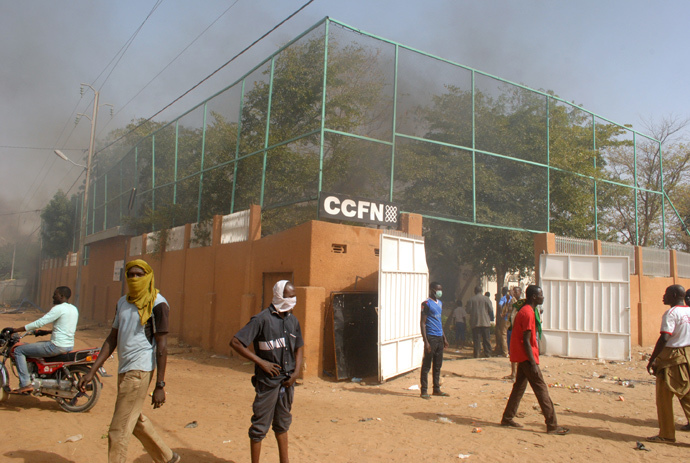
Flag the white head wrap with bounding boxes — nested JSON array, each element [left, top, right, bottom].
[[272, 280, 296, 313]]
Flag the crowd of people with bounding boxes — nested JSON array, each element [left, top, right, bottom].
[[429, 281, 690, 443], [9, 259, 690, 461]]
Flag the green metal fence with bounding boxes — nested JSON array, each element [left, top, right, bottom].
[[79, 17, 682, 249]]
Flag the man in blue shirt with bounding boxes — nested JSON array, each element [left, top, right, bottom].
[[420, 281, 449, 399]]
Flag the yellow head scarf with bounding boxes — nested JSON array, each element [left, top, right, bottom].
[[125, 259, 159, 325]]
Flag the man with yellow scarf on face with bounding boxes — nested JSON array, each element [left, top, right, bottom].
[[79, 260, 180, 463]]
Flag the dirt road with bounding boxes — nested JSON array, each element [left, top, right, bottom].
[[1, 310, 688, 462]]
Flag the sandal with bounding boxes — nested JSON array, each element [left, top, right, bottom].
[[547, 426, 570, 435], [681, 423, 690, 432], [420, 394, 431, 400], [12, 385, 33, 394], [646, 435, 675, 443], [432, 391, 449, 397]]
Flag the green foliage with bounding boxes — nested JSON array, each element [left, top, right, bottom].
[[41, 191, 75, 259]]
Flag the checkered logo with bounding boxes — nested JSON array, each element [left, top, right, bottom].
[[385, 205, 398, 223]]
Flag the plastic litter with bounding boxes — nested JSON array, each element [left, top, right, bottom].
[[458, 454, 472, 459], [185, 421, 198, 428], [471, 427, 482, 433], [351, 377, 362, 383], [408, 384, 420, 390], [634, 441, 650, 451], [64, 434, 83, 443], [438, 416, 454, 424], [468, 403, 478, 408]]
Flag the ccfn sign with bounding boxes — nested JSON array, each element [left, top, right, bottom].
[[319, 192, 399, 227]]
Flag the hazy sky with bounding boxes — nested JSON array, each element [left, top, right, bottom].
[[1, 0, 689, 237]]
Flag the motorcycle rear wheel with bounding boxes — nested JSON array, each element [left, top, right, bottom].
[[58, 364, 101, 413]]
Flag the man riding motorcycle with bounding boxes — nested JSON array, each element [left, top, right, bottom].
[[6, 286, 79, 393]]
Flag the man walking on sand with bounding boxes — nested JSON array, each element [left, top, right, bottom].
[[466, 286, 494, 358], [501, 285, 569, 435], [231, 280, 304, 463], [645, 284, 690, 444], [79, 260, 180, 463]]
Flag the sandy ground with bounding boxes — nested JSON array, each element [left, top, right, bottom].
[[1, 310, 690, 463]]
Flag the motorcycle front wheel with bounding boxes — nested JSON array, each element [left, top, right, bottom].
[[58, 364, 101, 413], [0, 364, 9, 402]]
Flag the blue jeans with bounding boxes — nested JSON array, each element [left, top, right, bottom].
[[14, 341, 72, 387]]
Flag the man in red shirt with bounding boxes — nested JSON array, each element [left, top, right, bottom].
[[500, 285, 569, 435]]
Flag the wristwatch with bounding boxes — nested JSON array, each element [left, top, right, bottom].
[[155, 381, 166, 389]]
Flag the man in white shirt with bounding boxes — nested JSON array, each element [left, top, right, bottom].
[[8, 286, 78, 393], [646, 284, 690, 444]]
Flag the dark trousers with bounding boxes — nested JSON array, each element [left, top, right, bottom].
[[420, 335, 444, 393], [502, 361, 558, 430], [472, 326, 492, 358]]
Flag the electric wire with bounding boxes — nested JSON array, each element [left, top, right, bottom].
[[15, 1, 164, 216], [96, 0, 164, 92], [95, 0, 315, 156], [98, 0, 241, 136]]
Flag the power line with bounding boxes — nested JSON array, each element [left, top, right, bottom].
[[0, 145, 84, 151], [0, 210, 42, 217], [15, 3, 164, 215], [97, 0, 164, 91], [95, 0, 316, 157], [99, 0, 241, 136]]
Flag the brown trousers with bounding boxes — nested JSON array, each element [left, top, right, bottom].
[[108, 370, 174, 463], [502, 361, 558, 431]]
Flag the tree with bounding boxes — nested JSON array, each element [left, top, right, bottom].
[[599, 116, 690, 247], [394, 83, 630, 291], [40, 191, 75, 259]]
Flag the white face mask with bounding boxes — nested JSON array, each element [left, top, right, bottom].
[[272, 280, 296, 313], [275, 297, 297, 313]]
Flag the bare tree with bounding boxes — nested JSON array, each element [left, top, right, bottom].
[[600, 115, 690, 247]]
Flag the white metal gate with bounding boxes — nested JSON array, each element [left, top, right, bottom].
[[378, 233, 428, 382], [539, 254, 631, 361]]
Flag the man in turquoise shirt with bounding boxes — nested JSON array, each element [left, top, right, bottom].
[[8, 286, 78, 393]]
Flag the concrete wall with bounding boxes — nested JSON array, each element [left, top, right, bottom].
[[534, 234, 690, 346], [38, 209, 424, 377]]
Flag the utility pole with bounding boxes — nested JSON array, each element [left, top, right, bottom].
[[72, 84, 99, 309]]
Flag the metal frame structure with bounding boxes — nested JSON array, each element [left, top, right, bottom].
[[75, 17, 684, 248]]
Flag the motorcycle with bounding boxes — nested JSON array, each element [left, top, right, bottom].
[[0, 328, 102, 412]]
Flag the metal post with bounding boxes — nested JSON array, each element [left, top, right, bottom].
[[74, 85, 99, 309]]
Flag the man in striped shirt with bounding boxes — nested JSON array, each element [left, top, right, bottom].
[[231, 280, 304, 463]]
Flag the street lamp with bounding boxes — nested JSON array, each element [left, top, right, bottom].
[[53, 149, 86, 169]]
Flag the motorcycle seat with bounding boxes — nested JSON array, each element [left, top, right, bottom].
[[42, 350, 97, 364]]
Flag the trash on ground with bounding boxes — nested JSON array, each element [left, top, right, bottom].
[[468, 403, 477, 408], [437, 416, 454, 424], [64, 434, 83, 443], [471, 427, 482, 433], [185, 421, 198, 428], [634, 441, 650, 451], [351, 377, 362, 383], [458, 454, 472, 459], [408, 384, 420, 390]]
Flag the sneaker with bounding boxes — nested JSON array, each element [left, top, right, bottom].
[[168, 452, 181, 463]]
